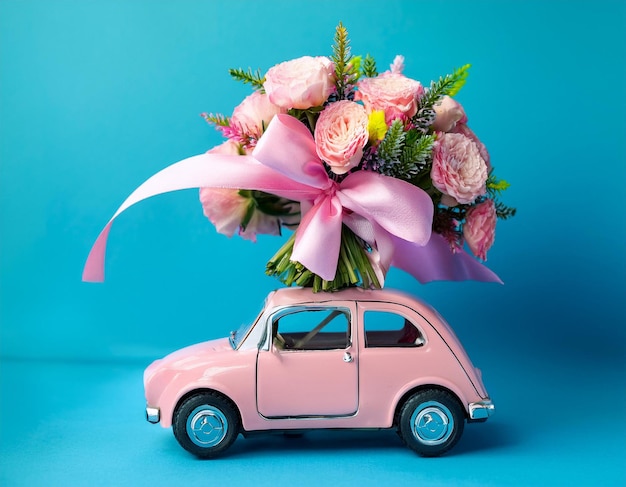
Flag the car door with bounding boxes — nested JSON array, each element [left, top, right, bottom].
[[256, 303, 358, 418]]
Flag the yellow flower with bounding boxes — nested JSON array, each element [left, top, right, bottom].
[[367, 110, 387, 142], [487, 178, 510, 192]]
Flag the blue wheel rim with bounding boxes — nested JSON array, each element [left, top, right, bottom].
[[186, 405, 229, 448], [410, 400, 454, 445]]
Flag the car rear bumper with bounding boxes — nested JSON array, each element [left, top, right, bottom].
[[146, 405, 161, 424], [468, 399, 495, 421]]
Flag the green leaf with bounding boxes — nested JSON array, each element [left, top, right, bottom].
[[350, 55, 362, 79], [240, 199, 257, 231]]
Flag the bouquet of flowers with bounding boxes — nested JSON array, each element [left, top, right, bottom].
[[83, 23, 514, 291]]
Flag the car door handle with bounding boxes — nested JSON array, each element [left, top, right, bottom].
[[343, 352, 353, 363]]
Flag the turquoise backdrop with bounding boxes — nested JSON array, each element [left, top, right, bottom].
[[1, 1, 624, 486]]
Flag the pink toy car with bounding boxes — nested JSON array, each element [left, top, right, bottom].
[[144, 287, 494, 457]]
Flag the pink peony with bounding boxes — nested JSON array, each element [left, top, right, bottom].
[[433, 95, 467, 132], [200, 187, 251, 238], [200, 187, 287, 242], [231, 91, 286, 139], [199, 141, 247, 237], [354, 72, 424, 124], [239, 209, 283, 242], [199, 141, 282, 241], [431, 132, 488, 205], [464, 199, 497, 260], [314, 100, 369, 175], [264, 56, 336, 109]]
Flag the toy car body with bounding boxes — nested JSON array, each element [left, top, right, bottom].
[[144, 287, 494, 457]]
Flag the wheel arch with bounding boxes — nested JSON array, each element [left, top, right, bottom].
[[173, 388, 242, 428], [393, 384, 467, 427]]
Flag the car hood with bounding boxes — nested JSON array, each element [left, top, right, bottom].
[[147, 337, 232, 374]]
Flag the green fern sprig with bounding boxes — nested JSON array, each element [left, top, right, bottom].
[[361, 53, 378, 78], [331, 22, 353, 99], [494, 200, 517, 220], [399, 133, 436, 177], [376, 119, 406, 174], [419, 64, 471, 111], [446, 63, 471, 96], [201, 112, 230, 127], [228, 67, 265, 91], [379, 132, 436, 182]]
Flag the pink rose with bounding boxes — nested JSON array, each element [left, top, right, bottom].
[[354, 72, 424, 124], [314, 100, 369, 175], [464, 199, 496, 260], [431, 132, 488, 205], [451, 123, 490, 169], [264, 56, 336, 109], [433, 95, 467, 132], [231, 91, 286, 139]]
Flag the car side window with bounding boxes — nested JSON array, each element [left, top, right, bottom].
[[273, 308, 350, 351], [364, 310, 425, 348]]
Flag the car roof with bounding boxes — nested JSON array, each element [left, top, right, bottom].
[[266, 286, 434, 312]]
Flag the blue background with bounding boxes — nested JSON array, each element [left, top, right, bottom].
[[1, 1, 625, 485]]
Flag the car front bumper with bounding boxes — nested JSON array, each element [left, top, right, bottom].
[[468, 399, 495, 421], [146, 405, 161, 424]]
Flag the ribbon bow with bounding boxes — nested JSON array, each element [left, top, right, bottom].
[[83, 114, 501, 284]]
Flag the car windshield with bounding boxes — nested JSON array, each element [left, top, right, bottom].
[[229, 305, 265, 349]]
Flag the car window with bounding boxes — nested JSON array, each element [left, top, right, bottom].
[[363, 310, 425, 348], [272, 308, 350, 351]]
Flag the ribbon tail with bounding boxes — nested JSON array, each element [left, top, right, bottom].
[[82, 153, 318, 282], [391, 234, 503, 284], [291, 195, 343, 282], [82, 222, 112, 282]]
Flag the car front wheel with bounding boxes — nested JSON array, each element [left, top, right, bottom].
[[398, 389, 465, 457], [173, 392, 240, 458]]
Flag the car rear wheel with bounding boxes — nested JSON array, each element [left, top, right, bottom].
[[173, 392, 240, 458], [398, 389, 464, 457]]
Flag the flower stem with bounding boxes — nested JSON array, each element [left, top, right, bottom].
[[265, 225, 384, 292]]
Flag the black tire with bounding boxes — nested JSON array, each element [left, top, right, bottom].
[[173, 392, 240, 458], [398, 389, 465, 457]]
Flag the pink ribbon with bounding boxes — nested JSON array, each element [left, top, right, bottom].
[[83, 114, 501, 284]]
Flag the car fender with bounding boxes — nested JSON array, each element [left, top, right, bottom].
[[388, 376, 473, 426]]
